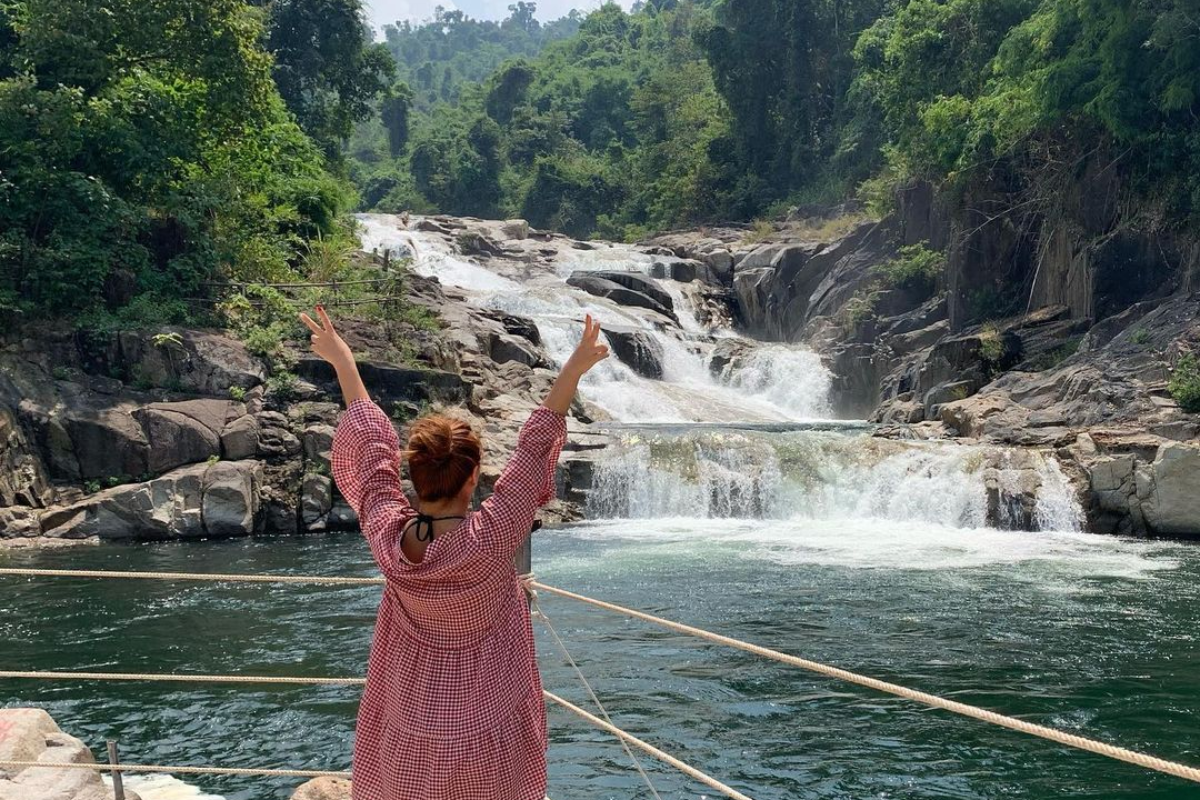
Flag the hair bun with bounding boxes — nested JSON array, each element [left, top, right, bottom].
[[404, 414, 482, 502]]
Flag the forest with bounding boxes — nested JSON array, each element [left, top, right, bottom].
[[2, 0, 1198, 321]]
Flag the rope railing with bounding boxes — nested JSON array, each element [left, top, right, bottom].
[[0, 760, 351, 779], [4, 567, 1200, 786], [0, 670, 731, 797]]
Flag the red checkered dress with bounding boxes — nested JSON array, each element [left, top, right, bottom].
[[331, 399, 566, 800]]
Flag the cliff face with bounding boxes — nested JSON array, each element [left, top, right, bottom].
[[649, 185, 1200, 537]]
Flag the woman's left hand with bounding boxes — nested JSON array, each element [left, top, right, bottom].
[[300, 305, 354, 370]]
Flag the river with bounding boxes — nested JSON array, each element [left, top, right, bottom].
[[3, 217, 1199, 799]]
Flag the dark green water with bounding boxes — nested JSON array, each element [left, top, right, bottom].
[[2, 521, 1199, 799]]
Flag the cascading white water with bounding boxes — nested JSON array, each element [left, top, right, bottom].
[[358, 214, 837, 423], [587, 429, 1084, 531], [355, 214, 1085, 533]]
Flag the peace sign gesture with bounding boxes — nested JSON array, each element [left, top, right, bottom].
[[562, 314, 610, 377], [300, 305, 354, 370]]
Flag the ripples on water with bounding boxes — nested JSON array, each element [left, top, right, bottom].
[[3, 526, 1199, 800]]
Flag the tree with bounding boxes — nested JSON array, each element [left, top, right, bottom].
[[262, 0, 395, 155], [380, 81, 414, 156]]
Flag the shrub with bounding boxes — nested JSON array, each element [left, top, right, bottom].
[[874, 242, 944, 298], [741, 219, 775, 244], [1168, 353, 1200, 413], [978, 324, 1005, 363]]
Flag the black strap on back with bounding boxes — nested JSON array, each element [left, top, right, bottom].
[[403, 513, 466, 545]]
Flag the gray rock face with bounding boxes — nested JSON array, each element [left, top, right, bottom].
[[116, 329, 264, 395], [1141, 442, 1200, 535], [0, 403, 52, 507], [603, 329, 665, 380], [566, 272, 676, 321], [40, 460, 262, 540], [301, 474, 334, 531], [0, 708, 142, 800], [0, 507, 40, 538]]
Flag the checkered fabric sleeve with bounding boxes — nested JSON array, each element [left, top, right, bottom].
[[474, 406, 566, 558], [331, 398, 416, 577]]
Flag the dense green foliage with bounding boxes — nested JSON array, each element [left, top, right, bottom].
[[0, 0, 392, 321], [351, 0, 1200, 239], [353, 2, 737, 238], [379, 3, 582, 110]]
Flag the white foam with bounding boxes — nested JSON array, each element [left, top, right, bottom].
[[554, 517, 1181, 576]]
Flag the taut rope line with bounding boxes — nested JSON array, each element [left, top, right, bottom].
[[4, 567, 1199, 784], [530, 581, 1200, 785], [0, 670, 734, 797], [0, 760, 350, 779], [543, 692, 754, 800]]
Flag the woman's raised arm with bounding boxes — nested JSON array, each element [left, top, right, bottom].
[[475, 315, 609, 556]]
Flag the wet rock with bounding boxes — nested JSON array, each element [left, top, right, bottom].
[[455, 230, 505, 257], [483, 311, 541, 345], [603, 329, 665, 380], [566, 273, 676, 321], [290, 777, 352, 800], [700, 249, 734, 281], [578, 270, 674, 310]]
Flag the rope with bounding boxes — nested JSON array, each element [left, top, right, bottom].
[[0, 568, 384, 585], [544, 692, 754, 800], [5, 568, 1199, 784], [1, 669, 731, 796], [0, 760, 349, 779], [525, 582, 664, 800], [0, 670, 363, 685], [530, 582, 1200, 785]]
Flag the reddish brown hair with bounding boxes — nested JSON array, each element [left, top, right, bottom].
[[404, 414, 482, 502]]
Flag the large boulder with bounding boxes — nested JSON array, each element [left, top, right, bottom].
[[0, 708, 141, 800], [566, 273, 676, 322], [1142, 442, 1200, 535], [40, 460, 263, 540], [132, 400, 238, 474], [603, 329, 665, 380], [115, 329, 264, 395], [290, 777, 352, 800]]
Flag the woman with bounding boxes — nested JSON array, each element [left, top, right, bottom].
[[300, 305, 609, 800]]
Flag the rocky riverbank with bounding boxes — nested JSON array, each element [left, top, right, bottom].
[[1, 201, 1197, 543]]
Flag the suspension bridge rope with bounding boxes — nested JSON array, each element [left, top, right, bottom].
[[0, 670, 735, 797], [0, 760, 350, 779], [4, 567, 1200, 785], [530, 581, 1200, 785], [526, 582, 665, 800], [543, 692, 754, 800], [0, 567, 383, 585]]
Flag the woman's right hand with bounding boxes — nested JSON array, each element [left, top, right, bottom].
[[562, 314, 610, 377], [300, 305, 354, 370]]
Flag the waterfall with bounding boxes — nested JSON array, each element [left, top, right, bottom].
[[359, 214, 837, 423], [355, 214, 1084, 533], [587, 428, 1083, 531]]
